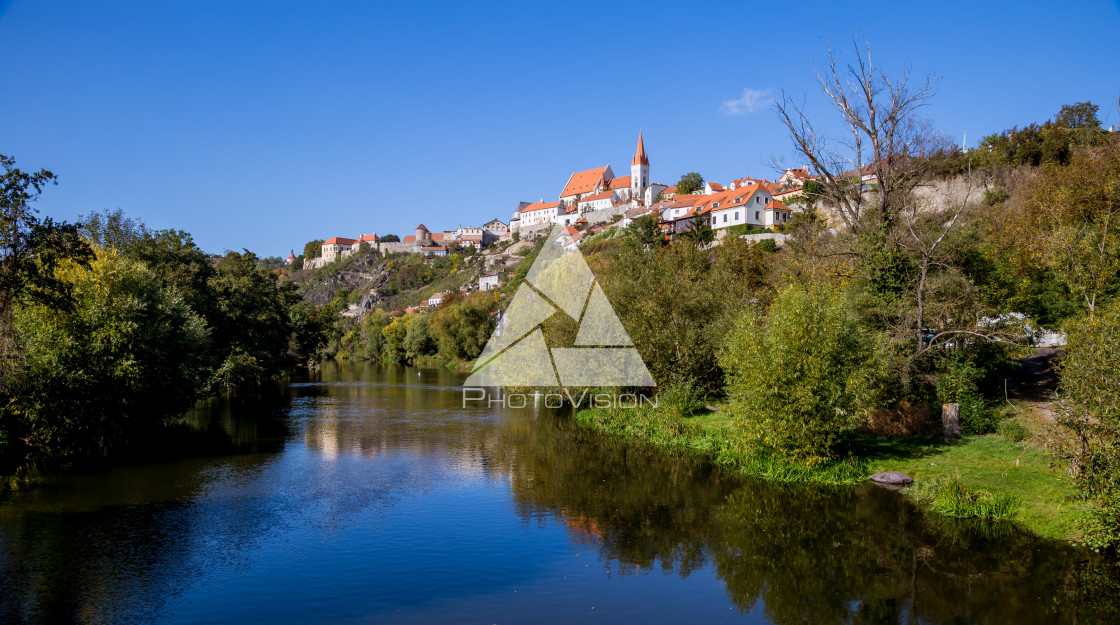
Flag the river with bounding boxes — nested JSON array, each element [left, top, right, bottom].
[[0, 362, 1111, 624]]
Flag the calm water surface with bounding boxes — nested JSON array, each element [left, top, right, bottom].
[[0, 363, 1108, 624]]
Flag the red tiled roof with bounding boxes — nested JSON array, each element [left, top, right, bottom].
[[560, 166, 610, 198], [607, 175, 632, 190], [578, 191, 615, 203], [421, 246, 445, 251], [358, 234, 379, 243], [707, 182, 724, 192], [324, 237, 357, 245], [416, 224, 429, 231], [765, 199, 791, 211], [402, 235, 416, 243], [287, 252, 296, 259], [522, 200, 560, 213]]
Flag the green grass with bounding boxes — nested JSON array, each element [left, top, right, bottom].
[[907, 474, 1019, 520], [577, 405, 1089, 540], [861, 433, 1088, 540], [577, 406, 869, 486]]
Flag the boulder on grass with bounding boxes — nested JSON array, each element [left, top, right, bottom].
[[869, 471, 913, 490]]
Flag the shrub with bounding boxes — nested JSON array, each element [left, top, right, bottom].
[[982, 187, 1010, 206], [659, 376, 706, 419], [720, 284, 882, 465], [996, 418, 1031, 442], [1055, 302, 1120, 553], [936, 357, 998, 434]]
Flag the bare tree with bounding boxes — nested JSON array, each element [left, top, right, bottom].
[[774, 39, 939, 234]]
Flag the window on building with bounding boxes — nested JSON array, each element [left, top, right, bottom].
[[723, 214, 728, 223], [734, 212, 738, 220], [755, 211, 760, 220]]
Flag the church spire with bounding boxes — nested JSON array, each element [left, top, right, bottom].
[[631, 132, 649, 166]]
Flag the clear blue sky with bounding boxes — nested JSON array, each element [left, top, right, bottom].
[[3, 1, 1119, 257]]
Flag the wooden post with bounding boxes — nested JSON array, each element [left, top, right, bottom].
[[942, 403, 961, 438]]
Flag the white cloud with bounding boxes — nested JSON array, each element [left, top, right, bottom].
[[720, 87, 775, 115]]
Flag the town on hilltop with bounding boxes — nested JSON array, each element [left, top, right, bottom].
[[295, 132, 818, 276]]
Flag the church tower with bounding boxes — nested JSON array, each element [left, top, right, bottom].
[[630, 132, 649, 198]]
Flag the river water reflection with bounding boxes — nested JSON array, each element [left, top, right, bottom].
[[0, 362, 1113, 624]]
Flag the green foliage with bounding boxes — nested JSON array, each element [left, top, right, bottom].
[[936, 356, 997, 434], [380, 234, 400, 243], [982, 187, 1009, 206], [680, 214, 714, 247], [660, 375, 706, 419], [676, 171, 704, 195], [402, 314, 436, 363], [428, 292, 496, 361], [721, 285, 881, 464], [381, 315, 409, 364], [756, 238, 778, 253], [1055, 301, 1120, 553], [997, 418, 1031, 443], [907, 474, 1020, 520], [0, 155, 94, 360], [577, 405, 871, 486], [624, 214, 664, 249], [5, 248, 208, 460], [510, 231, 520, 243], [303, 239, 324, 259], [589, 236, 770, 393]]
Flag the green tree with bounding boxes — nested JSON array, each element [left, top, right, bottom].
[[380, 234, 400, 243], [624, 214, 664, 249], [589, 237, 770, 392], [1055, 301, 1120, 554], [207, 251, 300, 390], [303, 239, 324, 259], [381, 315, 410, 364], [429, 294, 495, 360], [5, 247, 208, 461], [1054, 101, 1100, 131], [676, 172, 704, 195], [0, 155, 93, 365], [720, 285, 881, 464], [402, 314, 436, 363], [680, 214, 715, 247]]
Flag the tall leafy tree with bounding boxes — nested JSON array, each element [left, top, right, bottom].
[[0, 155, 93, 365], [676, 172, 704, 195]]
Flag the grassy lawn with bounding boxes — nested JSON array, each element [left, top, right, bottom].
[[577, 405, 1089, 541], [859, 433, 1088, 540]]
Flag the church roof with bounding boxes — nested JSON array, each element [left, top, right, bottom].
[[560, 166, 611, 198], [632, 133, 649, 166], [607, 175, 632, 190]]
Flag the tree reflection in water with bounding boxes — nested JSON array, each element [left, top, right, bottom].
[[0, 363, 1116, 624]]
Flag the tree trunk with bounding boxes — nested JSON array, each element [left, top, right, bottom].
[[941, 403, 961, 438]]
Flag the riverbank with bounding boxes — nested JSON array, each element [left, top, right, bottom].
[[576, 403, 1088, 541]]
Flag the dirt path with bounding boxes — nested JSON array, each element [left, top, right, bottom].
[[1008, 347, 1062, 421]]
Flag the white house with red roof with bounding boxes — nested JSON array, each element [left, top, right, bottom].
[[577, 190, 617, 213], [516, 200, 561, 229], [321, 236, 358, 261]]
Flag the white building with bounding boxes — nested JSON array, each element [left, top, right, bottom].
[[479, 272, 502, 291], [517, 200, 561, 228], [577, 191, 617, 213]]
